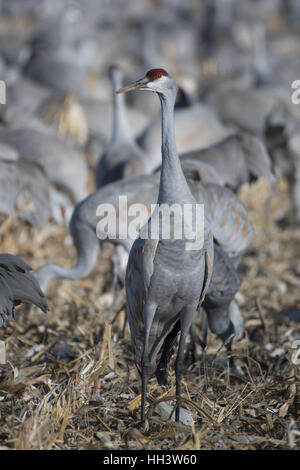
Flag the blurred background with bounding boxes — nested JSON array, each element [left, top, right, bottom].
[[1, 0, 300, 181], [1, 0, 299, 96]]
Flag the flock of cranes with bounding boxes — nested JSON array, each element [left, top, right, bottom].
[[0, 0, 299, 429]]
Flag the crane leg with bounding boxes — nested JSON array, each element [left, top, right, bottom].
[[218, 320, 235, 369], [141, 368, 148, 423], [175, 305, 198, 422], [174, 327, 188, 422], [140, 303, 157, 425], [225, 336, 234, 369]]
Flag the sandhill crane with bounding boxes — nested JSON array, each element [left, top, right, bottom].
[[200, 243, 242, 357], [78, 95, 149, 166], [95, 65, 150, 189], [0, 149, 51, 228], [33, 166, 246, 370], [34, 129, 253, 359], [7, 76, 51, 114], [117, 68, 214, 422], [23, 50, 91, 97], [180, 133, 275, 190], [0, 254, 48, 328], [189, 180, 254, 267], [22, 11, 91, 97], [34, 160, 253, 291], [208, 86, 296, 140], [0, 102, 54, 136], [0, 128, 88, 204], [207, 84, 300, 218]]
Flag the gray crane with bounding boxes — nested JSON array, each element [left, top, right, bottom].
[[180, 133, 275, 190], [34, 167, 249, 369], [34, 172, 159, 291], [23, 50, 90, 97], [0, 127, 88, 204], [22, 12, 91, 97], [34, 161, 253, 293], [0, 148, 51, 228], [208, 86, 296, 145], [7, 76, 51, 114], [0, 102, 54, 136], [117, 68, 214, 422], [199, 243, 242, 359], [95, 65, 150, 189], [34, 138, 253, 360], [207, 85, 300, 217], [0, 254, 48, 328], [34, 165, 213, 290]]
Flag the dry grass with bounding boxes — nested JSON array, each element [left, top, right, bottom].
[[0, 176, 299, 450]]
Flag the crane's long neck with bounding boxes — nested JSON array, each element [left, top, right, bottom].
[[111, 72, 131, 143], [253, 22, 269, 85], [157, 91, 195, 205], [34, 221, 99, 291]]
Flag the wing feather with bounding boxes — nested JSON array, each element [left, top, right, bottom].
[[0, 254, 49, 327], [125, 237, 159, 356]]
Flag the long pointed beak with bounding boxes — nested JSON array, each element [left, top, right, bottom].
[[116, 76, 150, 94]]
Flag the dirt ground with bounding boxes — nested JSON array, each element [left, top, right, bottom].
[[0, 175, 299, 450]]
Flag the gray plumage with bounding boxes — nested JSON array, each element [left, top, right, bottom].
[[0, 152, 51, 228], [190, 180, 254, 267], [118, 69, 214, 422], [95, 66, 149, 189], [34, 154, 253, 288], [179, 159, 224, 186], [0, 254, 49, 328], [0, 127, 88, 203], [209, 86, 296, 140], [181, 133, 275, 189], [0, 103, 54, 135], [35, 159, 253, 291], [22, 10, 92, 96], [202, 243, 242, 345], [7, 77, 51, 114], [24, 55, 90, 96], [34, 158, 251, 385], [208, 84, 300, 219], [34, 172, 159, 291]]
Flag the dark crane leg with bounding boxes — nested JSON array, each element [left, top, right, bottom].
[[175, 306, 196, 422], [175, 329, 188, 422], [140, 303, 156, 425]]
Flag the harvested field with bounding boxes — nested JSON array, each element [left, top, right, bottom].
[[0, 176, 299, 450]]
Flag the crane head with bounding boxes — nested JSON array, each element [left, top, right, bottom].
[[116, 68, 175, 95]]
